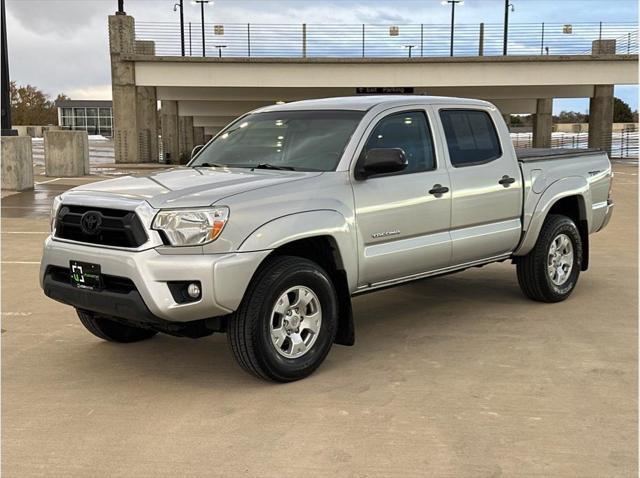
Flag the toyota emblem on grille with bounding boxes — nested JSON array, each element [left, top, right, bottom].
[[80, 211, 102, 235]]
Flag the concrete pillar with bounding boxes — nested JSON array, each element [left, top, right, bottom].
[[109, 15, 158, 163], [193, 127, 206, 147], [160, 101, 179, 164], [532, 98, 553, 148], [178, 116, 194, 164], [136, 84, 159, 163], [588, 85, 614, 154], [592, 39, 616, 55], [1, 136, 33, 191], [44, 131, 89, 177]]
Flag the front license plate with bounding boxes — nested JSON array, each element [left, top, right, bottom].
[[70, 261, 102, 290]]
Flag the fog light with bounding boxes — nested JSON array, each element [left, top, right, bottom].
[[187, 283, 201, 299]]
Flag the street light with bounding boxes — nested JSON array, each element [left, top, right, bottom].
[[442, 0, 463, 57], [404, 45, 416, 58], [173, 1, 185, 56], [192, 0, 213, 58], [503, 1, 515, 55]]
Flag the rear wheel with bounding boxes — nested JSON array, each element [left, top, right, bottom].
[[227, 256, 338, 382], [76, 310, 157, 343], [516, 214, 582, 303]]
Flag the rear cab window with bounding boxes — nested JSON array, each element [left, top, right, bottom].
[[439, 109, 502, 167]]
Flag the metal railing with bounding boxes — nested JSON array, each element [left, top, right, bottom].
[[135, 21, 638, 58], [511, 130, 639, 159]]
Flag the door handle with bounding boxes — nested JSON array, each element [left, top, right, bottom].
[[498, 175, 516, 187], [428, 184, 449, 196]]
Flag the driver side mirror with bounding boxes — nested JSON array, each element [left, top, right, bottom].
[[191, 144, 204, 159], [355, 148, 407, 180]]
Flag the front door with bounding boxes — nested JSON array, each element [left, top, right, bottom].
[[436, 106, 523, 265], [352, 108, 452, 287]]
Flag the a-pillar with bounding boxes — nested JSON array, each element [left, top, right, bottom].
[[178, 116, 194, 164], [532, 98, 553, 148], [193, 127, 205, 148], [160, 100, 179, 164], [588, 85, 614, 155], [108, 14, 158, 163]]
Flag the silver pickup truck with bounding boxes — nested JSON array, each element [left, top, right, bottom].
[[41, 96, 613, 382]]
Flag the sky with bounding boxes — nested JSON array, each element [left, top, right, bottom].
[[5, 0, 639, 113]]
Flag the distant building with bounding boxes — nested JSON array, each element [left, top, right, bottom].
[[55, 100, 113, 137]]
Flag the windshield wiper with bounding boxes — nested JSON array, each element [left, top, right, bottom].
[[194, 162, 226, 168], [251, 163, 296, 171]]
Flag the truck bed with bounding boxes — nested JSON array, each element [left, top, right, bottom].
[[516, 148, 603, 163]]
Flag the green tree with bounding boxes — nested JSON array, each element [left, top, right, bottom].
[[9, 82, 68, 126], [613, 97, 634, 123]]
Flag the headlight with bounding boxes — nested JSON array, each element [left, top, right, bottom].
[[50, 195, 62, 233], [152, 207, 229, 246]]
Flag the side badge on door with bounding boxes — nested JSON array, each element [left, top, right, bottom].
[[372, 230, 400, 239]]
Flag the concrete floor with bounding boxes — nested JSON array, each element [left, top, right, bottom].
[[2, 164, 637, 477]]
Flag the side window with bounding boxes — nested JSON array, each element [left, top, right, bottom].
[[363, 111, 435, 174], [440, 109, 502, 167]]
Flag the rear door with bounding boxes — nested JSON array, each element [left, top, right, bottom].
[[352, 107, 452, 287], [435, 106, 523, 265]]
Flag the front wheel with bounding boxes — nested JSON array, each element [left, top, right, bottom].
[[516, 214, 582, 303], [227, 256, 338, 382]]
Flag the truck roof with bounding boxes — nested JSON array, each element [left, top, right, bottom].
[[256, 95, 494, 112]]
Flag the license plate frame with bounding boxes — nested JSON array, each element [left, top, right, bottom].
[[70, 260, 102, 291]]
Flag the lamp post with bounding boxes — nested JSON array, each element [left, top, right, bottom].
[[442, 0, 463, 57], [174, 1, 185, 56], [503, 0, 515, 55], [1, 0, 16, 136], [193, 0, 211, 57]]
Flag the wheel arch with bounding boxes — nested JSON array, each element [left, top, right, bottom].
[[515, 177, 591, 271], [238, 211, 357, 346]]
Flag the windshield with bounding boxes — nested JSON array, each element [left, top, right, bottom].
[[190, 110, 364, 171]]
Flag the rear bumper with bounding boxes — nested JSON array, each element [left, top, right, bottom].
[[40, 236, 270, 323]]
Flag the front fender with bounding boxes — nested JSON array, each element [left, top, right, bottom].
[[238, 210, 358, 291], [514, 176, 591, 256]]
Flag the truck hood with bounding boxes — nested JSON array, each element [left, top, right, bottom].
[[70, 167, 322, 209]]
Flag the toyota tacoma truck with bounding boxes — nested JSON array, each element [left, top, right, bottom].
[[40, 96, 614, 382]]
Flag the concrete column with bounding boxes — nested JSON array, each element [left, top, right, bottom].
[[592, 39, 616, 55], [588, 85, 614, 154], [135, 40, 158, 163], [160, 101, 179, 164], [532, 98, 553, 148], [136, 85, 159, 163], [109, 14, 136, 163], [109, 15, 159, 163], [193, 127, 206, 147], [1, 136, 33, 191], [44, 131, 89, 177], [178, 116, 195, 164]]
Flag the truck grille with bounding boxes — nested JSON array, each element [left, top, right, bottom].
[[54, 205, 148, 248]]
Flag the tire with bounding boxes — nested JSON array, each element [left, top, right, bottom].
[[227, 255, 338, 382], [76, 309, 158, 343], [516, 214, 582, 303]]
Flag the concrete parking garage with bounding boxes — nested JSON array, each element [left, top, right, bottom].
[[1, 162, 637, 477]]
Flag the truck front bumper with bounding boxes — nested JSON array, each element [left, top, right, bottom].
[[40, 236, 270, 323]]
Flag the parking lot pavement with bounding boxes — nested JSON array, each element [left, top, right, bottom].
[[2, 164, 637, 477]]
